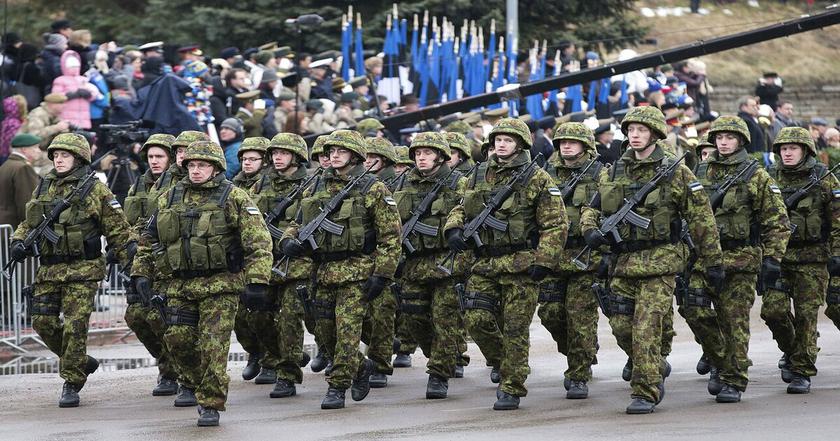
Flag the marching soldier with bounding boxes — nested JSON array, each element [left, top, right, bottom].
[[11, 133, 136, 407], [131, 141, 272, 426], [444, 130, 476, 174], [156, 131, 211, 195], [444, 118, 568, 410], [305, 134, 332, 373], [761, 126, 840, 393]]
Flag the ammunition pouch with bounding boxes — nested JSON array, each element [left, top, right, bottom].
[[31, 292, 62, 316], [608, 293, 635, 316], [827, 285, 840, 305], [538, 280, 567, 303], [612, 239, 669, 254], [312, 298, 336, 320], [475, 243, 533, 258], [398, 290, 432, 315], [460, 291, 498, 313], [162, 306, 199, 327]]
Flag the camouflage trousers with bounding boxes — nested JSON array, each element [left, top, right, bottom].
[[760, 263, 828, 378], [31, 281, 99, 387], [464, 272, 538, 397], [272, 282, 307, 384], [677, 270, 727, 370], [714, 271, 757, 391], [536, 272, 599, 382], [124, 303, 177, 380], [163, 293, 237, 411], [826, 277, 840, 330], [395, 312, 419, 354], [361, 288, 397, 375], [315, 282, 370, 389], [608, 276, 674, 403], [400, 279, 462, 379], [234, 303, 283, 369]]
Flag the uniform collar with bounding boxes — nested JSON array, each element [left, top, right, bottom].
[[489, 150, 531, 171], [186, 172, 226, 189], [620, 143, 665, 165], [779, 155, 817, 175], [549, 151, 595, 171], [409, 163, 451, 183], [709, 147, 749, 165]]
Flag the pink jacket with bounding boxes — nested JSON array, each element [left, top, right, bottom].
[[51, 51, 99, 129]]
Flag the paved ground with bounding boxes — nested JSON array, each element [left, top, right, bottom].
[[1, 303, 840, 441]]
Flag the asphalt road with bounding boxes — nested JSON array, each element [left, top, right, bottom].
[[1, 303, 839, 441]]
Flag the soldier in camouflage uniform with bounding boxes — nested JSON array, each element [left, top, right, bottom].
[[580, 106, 723, 414], [392, 132, 467, 399], [393, 146, 413, 175], [305, 134, 332, 373], [249, 133, 316, 398], [445, 120, 482, 165], [311, 135, 333, 171], [11, 133, 136, 407], [122, 133, 180, 396], [132, 140, 272, 426], [692, 116, 790, 403], [761, 126, 840, 393], [356, 118, 385, 138], [280, 129, 401, 409], [444, 118, 568, 410], [444, 130, 476, 174], [539, 122, 607, 399], [827, 278, 840, 330], [360, 136, 401, 387]]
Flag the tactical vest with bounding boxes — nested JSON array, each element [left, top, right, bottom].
[[153, 179, 243, 278], [393, 170, 463, 254], [26, 168, 101, 263], [254, 173, 307, 248], [770, 163, 829, 246], [124, 172, 172, 225], [696, 161, 758, 247], [600, 158, 680, 248], [299, 174, 377, 259], [463, 162, 539, 253], [547, 161, 603, 245], [234, 172, 261, 190]]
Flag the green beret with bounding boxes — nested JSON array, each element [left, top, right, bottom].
[[11, 133, 41, 148]]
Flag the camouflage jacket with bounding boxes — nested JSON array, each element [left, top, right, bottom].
[[132, 173, 272, 299], [445, 150, 568, 276], [281, 164, 402, 285], [233, 169, 263, 190], [770, 156, 840, 264], [154, 163, 186, 196], [580, 144, 722, 278], [14, 166, 136, 283]]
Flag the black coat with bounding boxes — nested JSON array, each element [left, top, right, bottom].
[[737, 111, 767, 153]]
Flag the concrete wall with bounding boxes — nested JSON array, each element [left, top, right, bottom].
[[709, 85, 840, 123]]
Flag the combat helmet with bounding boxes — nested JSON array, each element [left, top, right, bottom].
[[409, 132, 451, 161], [444, 132, 470, 160], [489, 117, 533, 148], [553, 122, 596, 154], [366, 136, 397, 164], [183, 141, 227, 171], [394, 146, 413, 166], [268, 133, 308, 162], [47, 133, 91, 164], [356, 118, 385, 135], [444, 120, 472, 136], [140, 133, 176, 159], [237, 136, 270, 160], [708, 116, 751, 146], [172, 130, 211, 151], [311, 135, 329, 161], [324, 129, 367, 160], [773, 126, 816, 156], [620, 106, 668, 140]]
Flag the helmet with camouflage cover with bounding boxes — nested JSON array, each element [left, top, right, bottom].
[[620, 106, 668, 140], [356, 118, 385, 135], [773, 126, 816, 156], [553, 122, 596, 154], [489, 117, 533, 148], [708, 115, 750, 146], [409, 132, 451, 161], [365, 136, 397, 163], [443, 132, 470, 160], [311, 135, 328, 160], [140, 133, 176, 158], [695, 134, 715, 155], [48, 133, 91, 164], [238, 136, 270, 160], [183, 140, 227, 171], [172, 130, 211, 151], [394, 146, 413, 166], [268, 133, 308, 162], [445, 120, 471, 136], [324, 129, 367, 160]]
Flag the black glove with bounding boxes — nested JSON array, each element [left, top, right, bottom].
[[828, 256, 840, 277], [65, 90, 80, 100], [761, 257, 781, 287], [596, 256, 611, 279], [105, 248, 120, 264], [242, 283, 270, 310], [362, 275, 388, 302], [394, 260, 405, 279], [583, 229, 610, 249], [125, 241, 138, 263], [132, 276, 152, 303], [10, 240, 30, 261], [281, 238, 306, 258], [705, 265, 726, 294], [75, 88, 92, 99], [527, 265, 551, 282], [445, 228, 469, 253]]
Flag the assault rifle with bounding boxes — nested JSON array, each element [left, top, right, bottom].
[[264, 168, 324, 239], [436, 154, 542, 275], [560, 154, 600, 202], [708, 160, 759, 212], [784, 162, 840, 210], [572, 152, 687, 270]]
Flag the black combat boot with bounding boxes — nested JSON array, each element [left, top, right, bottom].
[[626, 397, 655, 414], [58, 382, 81, 408], [566, 380, 589, 399], [779, 355, 794, 383], [174, 386, 198, 407], [270, 379, 296, 398], [351, 359, 374, 401], [493, 392, 520, 410], [153, 377, 178, 396], [715, 384, 741, 403], [298, 352, 311, 368], [489, 366, 501, 384], [696, 355, 712, 375], [254, 368, 277, 384], [707, 367, 723, 395], [622, 358, 633, 382], [393, 352, 412, 368], [426, 374, 449, 399], [661, 359, 672, 378], [84, 356, 100, 375], [196, 406, 220, 427], [786, 374, 811, 394], [369, 372, 388, 388], [321, 387, 346, 409], [241, 352, 262, 381], [311, 348, 330, 373], [453, 365, 464, 378]]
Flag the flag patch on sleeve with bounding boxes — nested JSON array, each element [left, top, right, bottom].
[[770, 185, 781, 194], [548, 187, 563, 196], [688, 181, 704, 192], [384, 196, 397, 206], [246, 207, 261, 215], [109, 199, 122, 209], [833, 189, 840, 199]]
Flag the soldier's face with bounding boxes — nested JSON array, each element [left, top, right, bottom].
[[779, 144, 804, 166], [272, 149, 295, 172], [329, 147, 354, 170], [700, 147, 716, 162], [558, 140, 584, 160], [414, 147, 440, 172], [52, 150, 75, 173], [626, 123, 653, 150], [715, 132, 741, 155], [146, 146, 170, 175], [365, 153, 386, 172], [494, 134, 518, 158], [175, 147, 187, 167], [318, 154, 332, 168], [394, 164, 410, 174], [241, 151, 263, 173], [187, 160, 216, 184], [447, 150, 462, 168]]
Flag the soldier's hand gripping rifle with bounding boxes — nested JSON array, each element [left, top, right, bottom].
[[560, 153, 600, 202], [436, 154, 543, 275], [708, 159, 759, 212], [272, 161, 379, 277], [784, 162, 840, 234], [572, 152, 687, 270], [264, 168, 324, 240]]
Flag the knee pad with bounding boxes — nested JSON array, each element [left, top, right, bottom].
[[608, 293, 635, 316], [398, 291, 431, 315], [538, 281, 567, 303], [311, 299, 336, 320], [460, 291, 498, 314], [827, 285, 840, 305], [162, 306, 199, 327], [31, 292, 61, 316]]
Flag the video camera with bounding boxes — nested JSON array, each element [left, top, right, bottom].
[[98, 120, 150, 147]]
